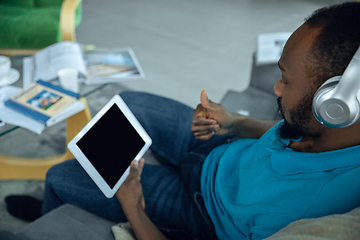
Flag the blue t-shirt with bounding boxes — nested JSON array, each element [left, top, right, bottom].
[[201, 122, 360, 240]]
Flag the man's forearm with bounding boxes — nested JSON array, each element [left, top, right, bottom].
[[229, 114, 279, 139], [126, 208, 168, 240]]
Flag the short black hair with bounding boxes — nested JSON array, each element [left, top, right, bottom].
[[304, 2, 360, 85]]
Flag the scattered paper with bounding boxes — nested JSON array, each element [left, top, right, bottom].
[[22, 57, 33, 88], [256, 32, 292, 65]]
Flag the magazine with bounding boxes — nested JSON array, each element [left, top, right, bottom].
[[22, 41, 145, 87], [84, 47, 145, 84]]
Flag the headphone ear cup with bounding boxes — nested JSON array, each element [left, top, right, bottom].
[[313, 77, 340, 116], [313, 76, 360, 128]]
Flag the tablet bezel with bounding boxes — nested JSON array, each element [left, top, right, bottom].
[[67, 94, 152, 198]]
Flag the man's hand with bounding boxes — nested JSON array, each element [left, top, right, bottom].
[[116, 158, 145, 214], [116, 158, 169, 240], [191, 90, 235, 140]]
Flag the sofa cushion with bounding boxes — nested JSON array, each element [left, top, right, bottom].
[[17, 204, 116, 240], [265, 206, 360, 239], [35, 0, 63, 7], [0, 0, 82, 49], [0, 0, 35, 8], [0, 5, 62, 49], [34, 0, 82, 26], [0, 231, 33, 240]]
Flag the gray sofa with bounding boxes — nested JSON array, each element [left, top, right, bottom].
[[0, 204, 116, 240], [3, 203, 360, 240]]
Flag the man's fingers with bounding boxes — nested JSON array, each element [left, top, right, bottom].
[[194, 131, 214, 140], [192, 117, 217, 127], [129, 159, 145, 180], [129, 160, 139, 177], [200, 90, 211, 109], [138, 158, 145, 180], [194, 125, 219, 135]]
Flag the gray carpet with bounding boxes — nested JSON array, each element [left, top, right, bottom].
[[0, 82, 129, 233]]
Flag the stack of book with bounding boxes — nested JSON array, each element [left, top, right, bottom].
[[0, 80, 85, 134]]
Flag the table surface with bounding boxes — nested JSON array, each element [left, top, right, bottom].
[[0, 55, 108, 137]]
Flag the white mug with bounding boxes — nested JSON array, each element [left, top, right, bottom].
[[57, 68, 79, 93], [0, 56, 11, 81]]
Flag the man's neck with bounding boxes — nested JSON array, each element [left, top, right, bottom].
[[289, 137, 315, 152], [289, 127, 360, 153]]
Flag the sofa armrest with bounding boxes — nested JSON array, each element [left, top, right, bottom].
[[17, 204, 116, 240], [60, 0, 82, 42], [0, 231, 32, 240], [265, 207, 360, 239]]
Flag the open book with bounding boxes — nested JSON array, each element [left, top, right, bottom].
[[23, 41, 145, 87]]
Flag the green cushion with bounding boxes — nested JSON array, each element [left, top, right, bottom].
[[0, 2, 82, 49], [34, 0, 83, 25], [0, 0, 35, 8], [35, 0, 63, 7], [75, 2, 82, 26], [0, 5, 61, 49]]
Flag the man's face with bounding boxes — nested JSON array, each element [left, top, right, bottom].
[[274, 24, 323, 140], [276, 93, 316, 140]]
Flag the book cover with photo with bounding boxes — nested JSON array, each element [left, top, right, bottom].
[[5, 80, 84, 127]]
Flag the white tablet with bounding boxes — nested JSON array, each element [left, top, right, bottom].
[[67, 94, 152, 198]]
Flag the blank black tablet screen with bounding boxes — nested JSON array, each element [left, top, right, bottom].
[[76, 104, 145, 189]]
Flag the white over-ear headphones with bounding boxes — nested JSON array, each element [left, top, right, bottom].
[[312, 46, 360, 128]]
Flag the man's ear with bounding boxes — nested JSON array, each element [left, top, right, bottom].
[[200, 90, 210, 109]]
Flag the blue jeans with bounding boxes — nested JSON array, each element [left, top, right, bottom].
[[42, 91, 235, 240]]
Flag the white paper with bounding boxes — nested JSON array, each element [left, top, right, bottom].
[[256, 32, 292, 65], [0, 86, 45, 134], [23, 56, 34, 88]]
